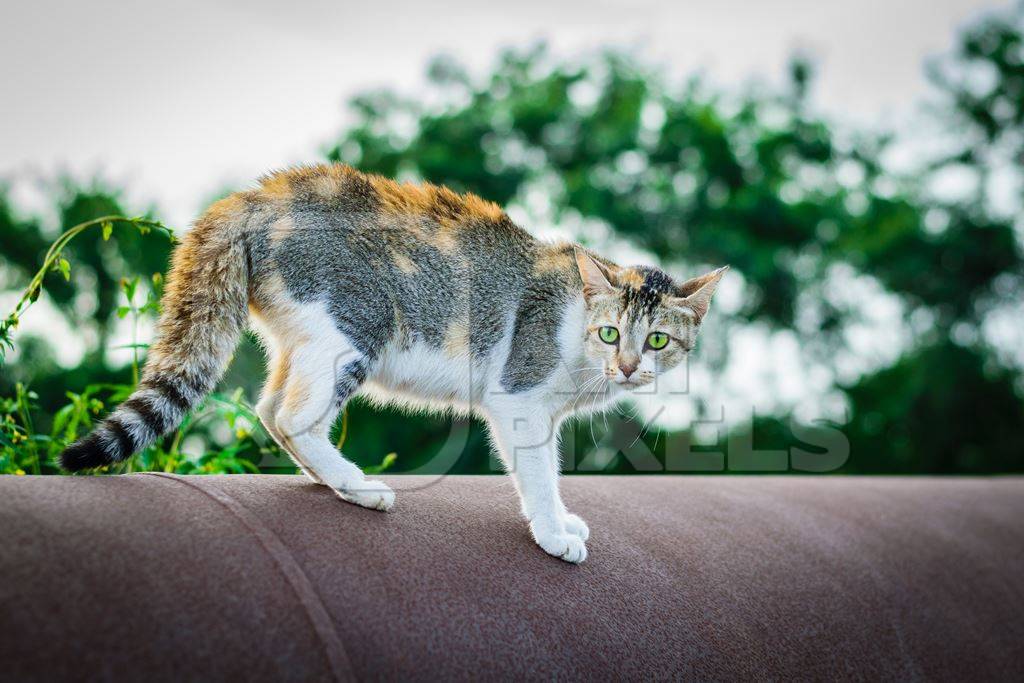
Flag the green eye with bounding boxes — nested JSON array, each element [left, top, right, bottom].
[[598, 326, 619, 344], [646, 332, 669, 350]]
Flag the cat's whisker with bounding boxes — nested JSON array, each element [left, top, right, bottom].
[[573, 376, 607, 422], [573, 374, 603, 397], [627, 403, 664, 453], [651, 423, 662, 455], [626, 422, 642, 451], [570, 374, 607, 415], [564, 366, 603, 391], [588, 401, 604, 452], [567, 383, 593, 416], [569, 370, 606, 393]]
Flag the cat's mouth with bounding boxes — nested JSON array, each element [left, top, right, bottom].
[[604, 367, 655, 389], [616, 377, 653, 389]]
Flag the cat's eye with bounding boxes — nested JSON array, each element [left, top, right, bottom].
[[646, 332, 669, 350], [598, 326, 619, 344]]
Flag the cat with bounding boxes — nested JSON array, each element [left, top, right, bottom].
[[60, 163, 726, 563]]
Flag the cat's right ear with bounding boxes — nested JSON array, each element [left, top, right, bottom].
[[670, 266, 728, 322], [574, 248, 617, 300]]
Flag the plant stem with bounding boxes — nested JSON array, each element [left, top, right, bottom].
[[15, 385, 41, 474], [0, 216, 173, 362], [130, 300, 140, 386], [335, 407, 349, 450]]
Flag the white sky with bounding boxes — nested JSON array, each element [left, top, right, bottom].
[[0, 0, 1002, 228]]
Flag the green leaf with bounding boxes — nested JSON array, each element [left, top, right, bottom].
[[51, 404, 74, 437], [122, 277, 138, 300], [240, 460, 261, 474], [116, 306, 131, 319], [365, 452, 397, 474], [101, 221, 113, 241]]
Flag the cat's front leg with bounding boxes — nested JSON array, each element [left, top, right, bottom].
[[488, 407, 587, 563], [547, 449, 590, 541], [562, 512, 590, 541]]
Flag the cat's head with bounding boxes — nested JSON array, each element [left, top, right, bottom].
[[575, 248, 727, 389]]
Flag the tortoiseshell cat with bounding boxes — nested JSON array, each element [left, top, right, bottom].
[[62, 164, 726, 563]]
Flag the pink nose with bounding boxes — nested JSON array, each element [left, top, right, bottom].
[[619, 362, 637, 378]]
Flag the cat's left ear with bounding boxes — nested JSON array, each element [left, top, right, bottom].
[[670, 266, 729, 322], [574, 248, 617, 300]]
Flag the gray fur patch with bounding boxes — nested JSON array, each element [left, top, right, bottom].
[[500, 267, 576, 393], [335, 357, 370, 402]]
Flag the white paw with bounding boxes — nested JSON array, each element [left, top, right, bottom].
[[333, 479, 395, 512], [531, 520, 588, 564], [563, 513, 590, 541]]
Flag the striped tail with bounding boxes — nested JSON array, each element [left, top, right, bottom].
[[60, 196, 251, 471]]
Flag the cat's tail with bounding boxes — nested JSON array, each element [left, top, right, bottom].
[[60, 196, 251, 471]]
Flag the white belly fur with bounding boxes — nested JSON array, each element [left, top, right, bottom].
[[362, 340, 492, 414]]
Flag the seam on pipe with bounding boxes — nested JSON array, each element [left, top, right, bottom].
[[138, 472, 353, 682]]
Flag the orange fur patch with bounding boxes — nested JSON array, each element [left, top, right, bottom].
[[308, 165, 348, 198], [248, 272, 290, 320], [268, 215, 296, 245], [433, 229, 460, 253], [259, 172, 293, 201], [443, 317, 471, 358], [367, 172, 505, 248], [266, 350, 292, 395], [204, 193, 247, 224], [619, 269, 646, 289], [390, 249, 419, 274], [282, 378, 310, 416], [533, 245, 576, 276]]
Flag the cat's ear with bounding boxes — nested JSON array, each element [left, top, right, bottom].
[[574, 248, 617, 300], [670, 266, 729, 322]]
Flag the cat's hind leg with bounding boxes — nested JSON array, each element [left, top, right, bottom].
[[272, 333, 394, 511], [255, 348, 323, 485]]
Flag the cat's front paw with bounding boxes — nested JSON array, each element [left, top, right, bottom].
[[563, 513, 590, 541], [333, 478, 395, 512], [531, 519, 588, 564]]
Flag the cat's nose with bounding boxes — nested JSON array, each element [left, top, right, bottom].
[[619, 362, 637, 378]]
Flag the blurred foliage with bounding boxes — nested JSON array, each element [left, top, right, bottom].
[[0, 229, 395, 476], [2, 5, 1023, 475], [1, 226, 271, 475]]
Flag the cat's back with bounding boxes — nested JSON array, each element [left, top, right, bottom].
[[247, 163, 529, 256], [248, 164, 563, 341]]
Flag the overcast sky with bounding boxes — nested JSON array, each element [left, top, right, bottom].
[[0, 0, 1003, 228]]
